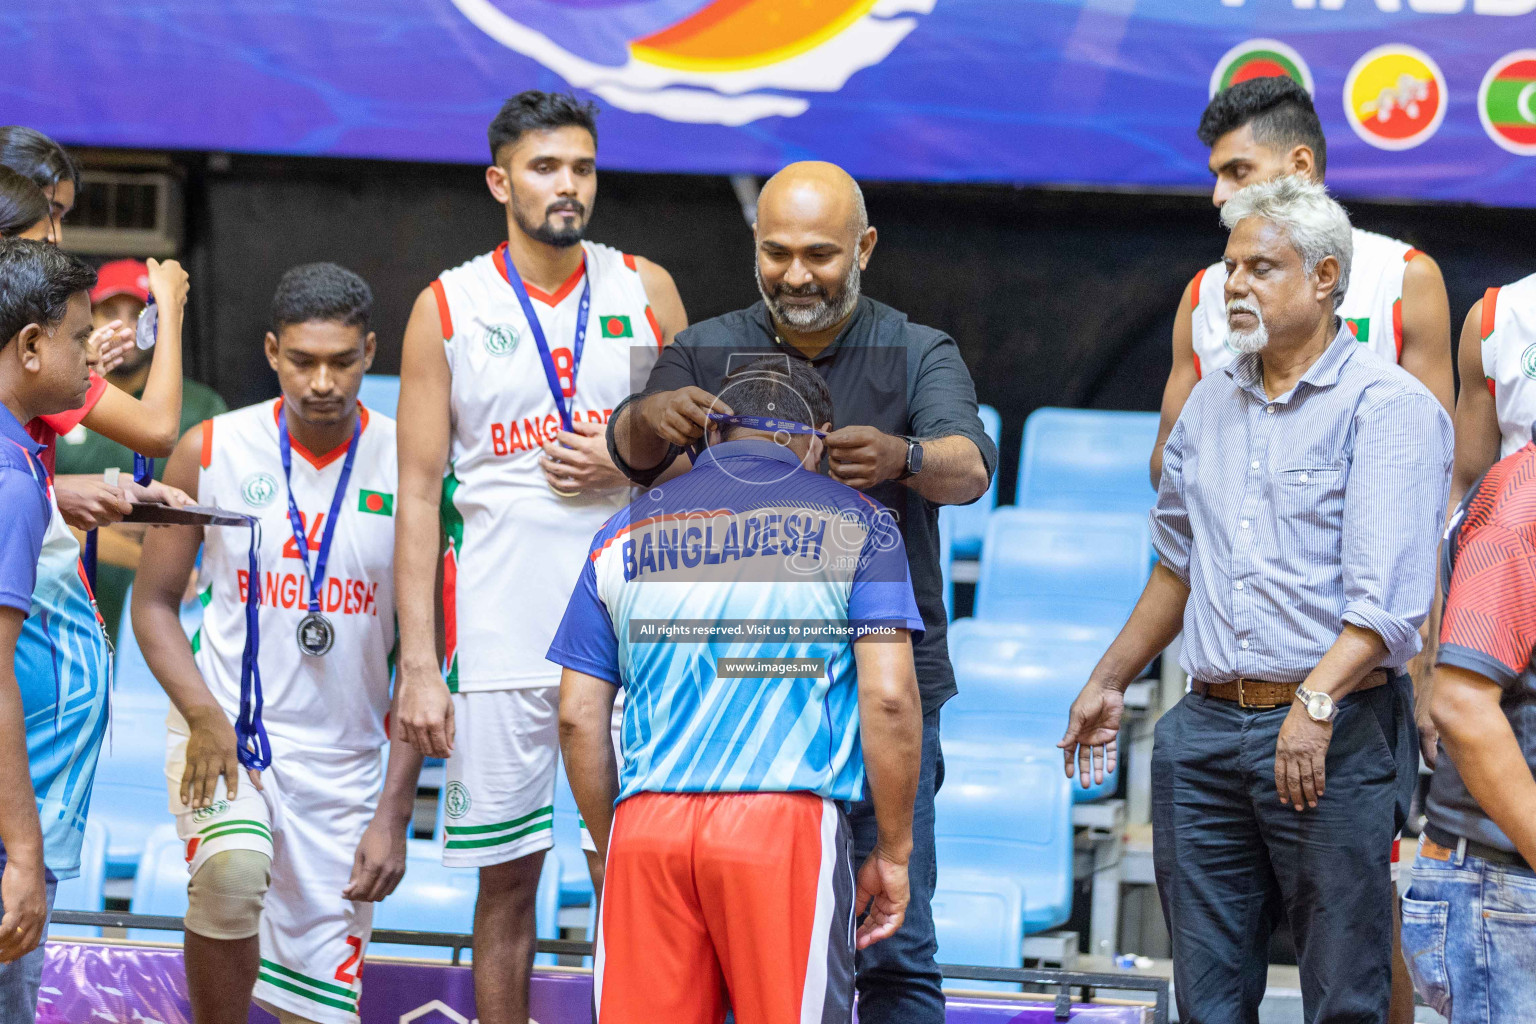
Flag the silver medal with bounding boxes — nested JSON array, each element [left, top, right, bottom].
[[296, 612, 335, 657]]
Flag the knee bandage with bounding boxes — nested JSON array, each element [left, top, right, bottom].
[[184, 849, 271, 940]]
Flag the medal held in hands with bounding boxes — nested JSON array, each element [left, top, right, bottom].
[[499, 254, 591, 498], [278, 413, 361, 657]]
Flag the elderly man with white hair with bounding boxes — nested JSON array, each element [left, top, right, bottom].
[[1061, 176, 1452, 1024]]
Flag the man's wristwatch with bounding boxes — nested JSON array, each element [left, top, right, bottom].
[[896, 436, 924, 481], [1295, 685, 1337, 723]]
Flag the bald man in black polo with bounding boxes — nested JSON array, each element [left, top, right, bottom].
[[606, 161, 996, 1023]]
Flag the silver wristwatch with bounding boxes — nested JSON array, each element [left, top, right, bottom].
[[1295, 685, 1337, 723]]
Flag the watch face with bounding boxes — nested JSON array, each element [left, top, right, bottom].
[[909, 441, 924, 474], [1306, 693, 1333, 720]]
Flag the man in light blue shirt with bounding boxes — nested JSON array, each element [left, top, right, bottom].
[[0, 239, 101, 1018], [1061, 177, 1452, 1024]]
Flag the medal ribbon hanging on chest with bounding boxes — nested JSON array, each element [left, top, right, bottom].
[[235, 513, 269, 770], [278, 413, 361, 660], [499, 248, 591, 497]]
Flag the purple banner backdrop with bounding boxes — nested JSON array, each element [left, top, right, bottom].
[[2, 1, 1536, 204], [37, 941, 1151, 1023]]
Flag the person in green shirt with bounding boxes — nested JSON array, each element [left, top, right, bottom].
[[54, 260, 227, 645]]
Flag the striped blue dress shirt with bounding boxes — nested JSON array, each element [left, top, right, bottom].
[[1153, 326, 1452, 684]]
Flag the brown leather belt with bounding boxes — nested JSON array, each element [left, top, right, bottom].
[[1192, 668, 1390, 709]]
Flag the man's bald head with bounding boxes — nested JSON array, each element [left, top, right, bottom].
[[758, 161, 868, 240], [754, 162, 876, 335]]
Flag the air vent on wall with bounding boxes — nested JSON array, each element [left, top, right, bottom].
[[65, 169, 181, 258]]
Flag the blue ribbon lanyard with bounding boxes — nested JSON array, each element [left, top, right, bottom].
[[707, 413, 827, 439], [85, 455, 155, 589], [236, 516, 269, 770], [501, 253, 591, 433], [278, 413, 361, 617]]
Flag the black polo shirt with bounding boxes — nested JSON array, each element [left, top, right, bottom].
[[607, 296, 997, 715]]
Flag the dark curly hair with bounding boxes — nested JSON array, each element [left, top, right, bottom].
[[270, 262, 372, 334], [717, 355, 835, 437], [0, 238, 96, 349], [488, 91, 598, 164], [1198, 77, 1327, 177]]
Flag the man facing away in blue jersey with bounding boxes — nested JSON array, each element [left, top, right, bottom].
[[550, 356, 924, 1024]]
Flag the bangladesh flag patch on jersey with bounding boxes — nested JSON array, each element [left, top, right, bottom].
[[358, 490, 393, 516], [600, 315, 633, 338], [1344, 317, 1371, 343]]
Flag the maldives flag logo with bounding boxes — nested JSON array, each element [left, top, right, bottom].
[[1480, 51, 1536, 156], [1344, 45, 1447, 152], [1210, 39, 1313, 99]]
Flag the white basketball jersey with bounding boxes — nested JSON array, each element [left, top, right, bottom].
[[432, 241, 662, 692], [192, 399, 397, 750], [1480, 273, 1536, 458], [1191, 227, 1418, 378]]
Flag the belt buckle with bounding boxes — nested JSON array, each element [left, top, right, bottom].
[[1237, 679, 1280, 710]]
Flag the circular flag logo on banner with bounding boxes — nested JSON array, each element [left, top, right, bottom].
[[1210, 39, 1314, 98], [1344, 45, 1447, 151], [1480, 50, 1536, 156]]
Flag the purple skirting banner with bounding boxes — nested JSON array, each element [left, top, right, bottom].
[[38, 941, 1150, 1023]]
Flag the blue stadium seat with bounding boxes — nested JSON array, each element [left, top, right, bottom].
[[973, 508, 1151, 632], [934, 743, 1073, 934], [93, 704, 176, 877], [358, 375, 401, 418], [113, 583, 195, 712], [51, 819, 109, 939], [127, 824, 188, 941], [370, 838, 478, 961], [932, 869, 1024, 992], [1015, 408, 1159, 513], [943, 618, 1116, 800], [940, 404, 1002, 560]]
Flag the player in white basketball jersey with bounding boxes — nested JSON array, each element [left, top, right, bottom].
[[134, 265, 424, 1024], [393, 92, 687, 1024], [1149, 79, 1452, 1024], [1449, 274, 1536, 503]]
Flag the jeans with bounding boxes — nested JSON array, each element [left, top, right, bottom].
[[0, 879, 56, 1022], [1152, 679, 1409, 1024], [1401, 835, 1536, 1023], [846, 708, 944, 1024]]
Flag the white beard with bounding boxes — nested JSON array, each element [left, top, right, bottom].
[[757, 258, 861, 333], [1226, 301, 1269, 355]]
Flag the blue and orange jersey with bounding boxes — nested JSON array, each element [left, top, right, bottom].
[[548, 439, 922, 803]]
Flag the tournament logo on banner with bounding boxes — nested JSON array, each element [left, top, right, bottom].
[[447, 0, 936, 125], [1480, 50, 1536, 156], [1210, 39, 1314, 98], [1344, 44, 1447, 151]]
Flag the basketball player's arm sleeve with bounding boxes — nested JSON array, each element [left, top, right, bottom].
[[903, 333, 995, 505], [848, 511, 924, 640], [0, 471, 46, 613], [546, 559, 621, 686], [607, 335, 702, 486], [1148, 418, 1192, 585], [1436, 520, 1536, 691]]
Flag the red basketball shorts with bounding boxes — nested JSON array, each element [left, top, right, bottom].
[[594, 791, 856, 1024]]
